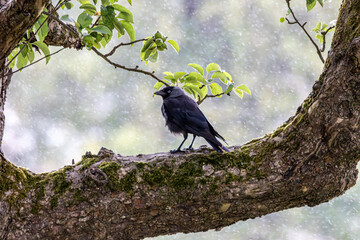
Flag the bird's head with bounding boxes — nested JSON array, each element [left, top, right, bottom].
[[154, 86, 183, 99]]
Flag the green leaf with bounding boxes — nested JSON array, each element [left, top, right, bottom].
[[77, 12, 93, 28], [93, 0, 98, 4], [61, 14, 75, 23], [206, 63, 221, 73], [127, 0, 132, 5], [163, 72, 174, 76], [306, 0, 316, 11], [321, 23, 328, 31], [149, 51, 158, 63], [234, 88, 243, 99], [163, 75, 175, 81], [280, 17, 285, 23], [16, 53, 28, 70], [141, 38, 154, 53], [223, 71, 233, 82], [199, 85, 208, 99], [101, 5, 116, 30], [32, 41, 50, 63], [225, 84, 234, 94], [188, 63, 204, 76], [316, 34, 324, 43], [113, 4, 133, 23], [188, 72, 206, 85], [317, 0, 323, 7], [20, 44, 28, 58], [174, 72, 187, 80], [154, 81, 164, 91], [36, 14, 49, 42], [167, 40, 179, 53], [120, 20, 135, 42], [236, 85, 251, 95], [90, 25, 112, 34], [209, 83, 223, 96], [114, 19, 125, 35], [79, 0, 90, 4], [211, 71, 228, 84], [184, 75, 197, 84], [27, 44, 35, 63], [184, 84, 206, 100], [8, 48, 19, 69], [65, 2, 74, 9], [80, 3, 97, 15]]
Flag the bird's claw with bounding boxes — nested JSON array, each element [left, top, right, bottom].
[[184, 147, 194, 151]]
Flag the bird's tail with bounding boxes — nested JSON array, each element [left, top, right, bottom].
[[205, 137, 230, 153]]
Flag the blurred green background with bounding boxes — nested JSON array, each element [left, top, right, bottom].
[[5, 0, 360, 239]]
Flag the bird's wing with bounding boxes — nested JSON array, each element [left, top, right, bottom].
[[163, 95, 227, 143]]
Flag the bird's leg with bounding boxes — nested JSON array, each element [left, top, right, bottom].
[[170, 133, 187, 153], [185, 135, 196, 151]]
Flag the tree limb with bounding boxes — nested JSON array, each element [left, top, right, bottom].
[[0, 0, 360, 239]]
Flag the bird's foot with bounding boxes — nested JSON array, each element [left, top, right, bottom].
[[184, 147, 194, 151], [170, 149, 185, 154]]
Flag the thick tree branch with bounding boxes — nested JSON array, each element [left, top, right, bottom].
[[0, 0, 359, 239]]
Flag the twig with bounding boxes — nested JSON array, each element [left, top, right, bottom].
[[104, 39, 146, 57], [197, 92, 226, 105], [2, 48, 66, 77], [42, 11, 79, 38], [90, 15, 101, 29], [285, 0, 324, 63], [91, 47, 169, 86], [321, 26, 335, 52]]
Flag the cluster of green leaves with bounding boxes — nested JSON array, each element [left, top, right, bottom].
[[8, 13, 51, 70], [306, 0, 323, 12], [61, 0, 135, 49], [312, 22, 334, 43], [154, 63, 251, 102], [140, 31, 179, 64]]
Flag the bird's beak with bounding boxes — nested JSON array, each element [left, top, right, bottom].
[[154, 90, 165, 96]]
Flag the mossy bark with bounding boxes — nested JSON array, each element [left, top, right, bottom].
[[0, 0, 360, 239]]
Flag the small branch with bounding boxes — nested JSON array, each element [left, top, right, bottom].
[[285, 0, 324, 63], [91, 47, 169, 86], [2, 48, 65, 77], [197, 92, 226, 105], [320, 26, 335, 52], [42, 11, 80, 38], [90, 15, 101, 29], [104, 39, 146, 57]]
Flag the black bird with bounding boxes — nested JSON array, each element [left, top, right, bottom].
[[154, 86, 229, 153]]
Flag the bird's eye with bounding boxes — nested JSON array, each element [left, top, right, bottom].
[[167, 90, 171, 94]]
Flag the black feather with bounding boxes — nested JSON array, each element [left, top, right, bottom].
[[155, 86, 229, 153]]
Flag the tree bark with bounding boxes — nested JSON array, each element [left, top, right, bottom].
[[0, 0, 360, 239]]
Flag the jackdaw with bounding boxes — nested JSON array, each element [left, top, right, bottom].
[[154, 86, 229, 153]]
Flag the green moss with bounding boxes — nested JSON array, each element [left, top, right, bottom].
[[225, 173, 242, 184], [50, 197, 58, 209], [142, 165, 173, 187], [69, 189, 88, 206], [135, 162, 148, 170], [51, 172, 72, 194], [30, 184, 45, 214], [78, 156, 101, 170], [169, 161, 202, 190], [98, 161, 136, 193]]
